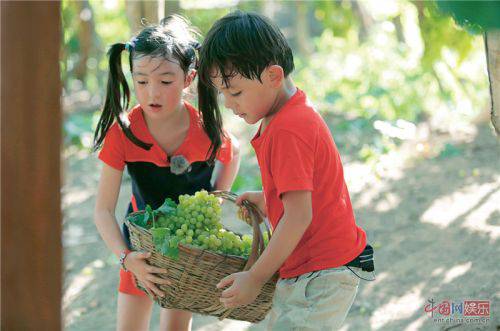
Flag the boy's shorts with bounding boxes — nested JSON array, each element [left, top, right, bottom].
[[266, 266, 360, 331]]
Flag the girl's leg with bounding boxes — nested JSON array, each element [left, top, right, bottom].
[[116, 292, 154, 331], [159, 308, 193, 331]]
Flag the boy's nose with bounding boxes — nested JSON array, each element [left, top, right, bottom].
[[149, 87, 161, 99]]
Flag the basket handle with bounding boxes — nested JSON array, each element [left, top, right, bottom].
[[210, 191, 271, 271]]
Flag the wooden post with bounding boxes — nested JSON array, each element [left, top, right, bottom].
[[485, 30, 500, 135], [1, 2, 62, 330]]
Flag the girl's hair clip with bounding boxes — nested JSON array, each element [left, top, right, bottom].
[[125, 37, 139, 52]]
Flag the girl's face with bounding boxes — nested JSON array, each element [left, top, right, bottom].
[[132, 56, 194, 119]]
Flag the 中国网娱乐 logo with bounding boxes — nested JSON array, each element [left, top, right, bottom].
[[424, 299, 490, 325]]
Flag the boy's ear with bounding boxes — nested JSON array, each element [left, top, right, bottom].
[[184, 69, 197, 88], [265, 65, 284, 88]]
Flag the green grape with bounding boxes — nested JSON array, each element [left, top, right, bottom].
[[153, 190, 255, 257]]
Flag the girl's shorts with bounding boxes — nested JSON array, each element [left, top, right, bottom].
[[118, 222, 146, 296], [118, 268, 146, 296]]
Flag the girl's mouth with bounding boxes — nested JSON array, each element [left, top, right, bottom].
[[149, 104, 162, 112]]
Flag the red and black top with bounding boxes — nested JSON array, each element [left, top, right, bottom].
[[98, 102, 232, 247]]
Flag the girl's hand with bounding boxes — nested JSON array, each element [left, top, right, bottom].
[[124, 251, 171, 299], [235, 191, 266, 217]]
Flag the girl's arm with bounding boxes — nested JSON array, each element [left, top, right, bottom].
[[93, 164, 170, 298], [94, 164, 128, 258], [212, 134, 241, 191]]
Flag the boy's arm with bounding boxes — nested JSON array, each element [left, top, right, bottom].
[[249, 190, 312, 284], [217, 190, 312, 308]]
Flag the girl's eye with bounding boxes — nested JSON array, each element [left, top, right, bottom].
[[230, 91, 242, 97], [162, 81, 173, 85], [137, 81, 147, 85]]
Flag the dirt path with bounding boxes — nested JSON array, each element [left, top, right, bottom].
[[63, 121, 499, 331]]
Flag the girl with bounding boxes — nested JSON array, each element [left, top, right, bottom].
[[93, 16, 240, 331]]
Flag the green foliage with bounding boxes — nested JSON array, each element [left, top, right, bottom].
[[436, 0, 500, 31], [61, 0, 489, 169], [313, 1, 361, 39], [419, 2, 475, 70], [294, 1, 487, 125]]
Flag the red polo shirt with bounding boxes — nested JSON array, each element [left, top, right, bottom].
[[251, 88, 366, 279]]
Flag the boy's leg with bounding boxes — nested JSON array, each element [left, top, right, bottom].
[[266, 266, 360, 331]]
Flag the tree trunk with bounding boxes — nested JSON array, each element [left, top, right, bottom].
[[164, 0, 180, 18], [74, 0, 92, 86], [295, 1, 312, 56], [485, 30, 500, 135], [392, 15, 406, 44], [126, 0, 159, 33], [261, 0, 276, 20], [73, 0, 98, 86], [351, 0, 373, 42]]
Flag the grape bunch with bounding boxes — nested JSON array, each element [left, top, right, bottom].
[[139, 190, 269, 259]]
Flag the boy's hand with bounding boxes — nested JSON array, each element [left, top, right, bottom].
[[216, 271, 264, 308], [124, 251, 171, 299], [236, 191, 266, 217]]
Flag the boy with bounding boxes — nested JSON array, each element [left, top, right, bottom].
[[197, 11, 370, 330]]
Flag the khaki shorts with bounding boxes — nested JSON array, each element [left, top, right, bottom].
[[266, 266, 361, 331]]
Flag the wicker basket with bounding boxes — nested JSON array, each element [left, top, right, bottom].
[[124, 191, 278, 323]]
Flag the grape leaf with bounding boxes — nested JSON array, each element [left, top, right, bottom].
[[151, 227, 170, 251], [157, 198, 177, 216], [160, 239, 179, 260], [127, 211, 149, 228]]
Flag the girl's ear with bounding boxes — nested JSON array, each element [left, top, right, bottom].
[[184, 69, 197, 88], [264, 65, 284, 88]]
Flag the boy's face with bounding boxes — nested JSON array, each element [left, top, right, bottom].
[[211, 68, 279, 125]]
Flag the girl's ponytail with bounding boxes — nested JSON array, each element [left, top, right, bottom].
[[198, 79, 224, 165], [93, 43, 152, 151]]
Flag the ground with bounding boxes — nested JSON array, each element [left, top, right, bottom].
[[62, 111, 499, 331]]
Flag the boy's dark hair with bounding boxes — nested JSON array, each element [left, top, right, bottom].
[[93, 15, 200, 152], [198, 10, 294, 162]]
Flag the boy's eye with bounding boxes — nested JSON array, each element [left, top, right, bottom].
[[162, 81, 173, 85], [230, 91, 242, 97], [137, 81, 147, 85]]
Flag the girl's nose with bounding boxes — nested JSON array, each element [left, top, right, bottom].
[[224, 96, 234, 110]]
